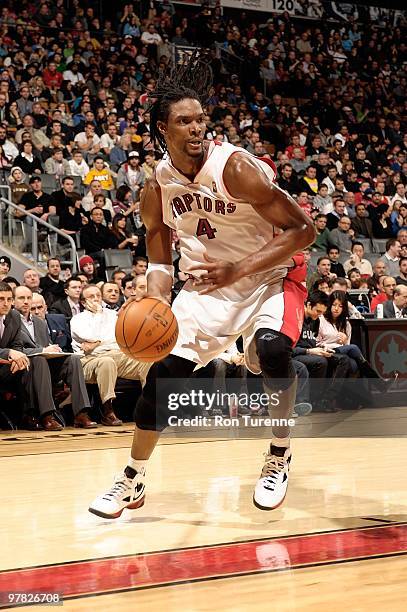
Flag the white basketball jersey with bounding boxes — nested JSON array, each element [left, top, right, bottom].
[[155, 141, 287, 298]]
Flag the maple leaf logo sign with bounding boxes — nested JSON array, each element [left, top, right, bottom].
[[377, 336, 407, 375]]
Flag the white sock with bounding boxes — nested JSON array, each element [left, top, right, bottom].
[[271, 436, 290, 448], [127, 457, 147, 475]]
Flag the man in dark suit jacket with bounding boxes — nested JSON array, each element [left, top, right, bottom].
[[49, 277, 83, 323], [31, 291, 73, 352], [14, 286, 97, 429], [378, 285, 407, 318], [0, 282, 40, 429]]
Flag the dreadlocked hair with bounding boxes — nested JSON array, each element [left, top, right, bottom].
[[147, 50, 213, 153]]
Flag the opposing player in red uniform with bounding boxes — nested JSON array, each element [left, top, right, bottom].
[[89, 53, 315, 518]]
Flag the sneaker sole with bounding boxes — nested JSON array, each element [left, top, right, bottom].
[[88, 495, 145, 519], [252, 491, 287, 511]]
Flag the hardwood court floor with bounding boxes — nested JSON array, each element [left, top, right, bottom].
[[0, 409, 407, 610]]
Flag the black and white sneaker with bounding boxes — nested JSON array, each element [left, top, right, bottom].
[[88, 471, 145, 519], [253, 445, 291, 510]]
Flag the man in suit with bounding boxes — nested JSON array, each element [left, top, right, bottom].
[[0, 281, 42, 430], [50, 277, 82, 323], [378, 285, 407, 318], [32, 292, 72, 352], [14, 286, 97, 429]]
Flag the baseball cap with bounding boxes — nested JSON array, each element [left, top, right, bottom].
[[0, 256, 11, 267], [128, 151, 139, 159]]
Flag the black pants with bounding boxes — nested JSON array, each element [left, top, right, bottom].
[[294, 353, 350, 403]]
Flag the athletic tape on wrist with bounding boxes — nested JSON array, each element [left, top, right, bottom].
[[146, 263, 174, 280]]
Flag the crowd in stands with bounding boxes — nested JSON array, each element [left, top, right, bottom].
[[0, 256, 150, 430], [0, 0, 406, 427]]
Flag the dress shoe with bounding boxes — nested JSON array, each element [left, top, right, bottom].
[[101, 410, 123, 427], [42, 414, 64, 431], [21, 415, 41, 431], [74, 411, 98, 429]]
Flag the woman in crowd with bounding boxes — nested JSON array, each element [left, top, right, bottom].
[[13, 141, 43, 176], [371, 203, 393, 239], [110, 214, 138, 252], [317, 291, 395, 389]]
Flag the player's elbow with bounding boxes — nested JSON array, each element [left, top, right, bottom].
[[298, 217, 316, 249]]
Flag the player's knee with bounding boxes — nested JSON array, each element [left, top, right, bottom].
[[135, 355, 196, 432], [255, 329, 295, 390]]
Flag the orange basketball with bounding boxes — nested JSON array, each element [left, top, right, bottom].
[[115, 298, 178, 362]]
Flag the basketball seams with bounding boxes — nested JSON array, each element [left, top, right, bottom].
[[127, 298, 161, 349], [134, 313, 177, 354], [134, 318, 179, 361]]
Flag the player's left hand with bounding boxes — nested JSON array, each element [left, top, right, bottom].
[[187, 253, 240, 294]]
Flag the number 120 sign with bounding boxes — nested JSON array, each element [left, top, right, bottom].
[[270, 0, 295, 12]]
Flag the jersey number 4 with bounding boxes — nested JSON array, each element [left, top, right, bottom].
[[196, 218, 217, 240]]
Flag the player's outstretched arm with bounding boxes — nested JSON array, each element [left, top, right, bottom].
[[140, 178, 173, 304], [226, 153, 315, 275], [191, 153, 315, 292]]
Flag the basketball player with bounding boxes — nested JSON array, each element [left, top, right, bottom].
[[89, 53, 315, 518]]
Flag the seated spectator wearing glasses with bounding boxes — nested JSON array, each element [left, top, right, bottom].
[[14, 286, 96, 430], [318, 291, 391, 389], [70, 284, 151, 426], [343, 242, 373, 277], [292, 291, 350, 411], [329, 215, 354, 254], [377, 285, 407, 319], [50, 277, 83, 322], [31, 292, 73, 353], [370, 276, 396, 312]]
